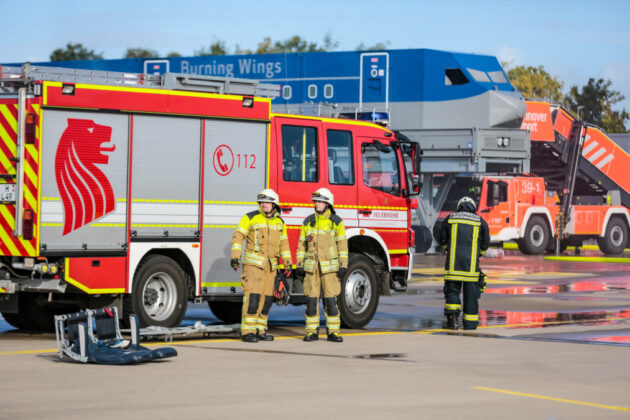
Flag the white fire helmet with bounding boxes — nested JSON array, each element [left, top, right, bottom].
[[257, 189, 279, 206], [312, 188, 334, 206], [457, 196, 476, 211]]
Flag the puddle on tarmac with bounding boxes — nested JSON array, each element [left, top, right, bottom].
[[485, 278, 630, 295], [351, 353, 407, 359], [480, 308, 630, 328]]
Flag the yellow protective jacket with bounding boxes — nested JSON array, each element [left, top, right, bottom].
[[296, 210, 348, 274], [231, 209, 292, 270]]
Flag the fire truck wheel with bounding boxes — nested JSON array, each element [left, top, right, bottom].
[[126, 255, 188, 327], [597, 217, 628, 255], [339, 254, 379, 329], [1, 294, 38, 330], [518, 216, 550, 255], [545, 239, 568, 254], [208, 301, 242, 323]]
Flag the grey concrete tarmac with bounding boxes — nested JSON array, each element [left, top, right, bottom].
[[1, 249, 629, 419]]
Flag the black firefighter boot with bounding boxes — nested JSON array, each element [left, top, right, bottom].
[[257, 331, 274, 341], [242, 333, 259, 343], [442, 313, 459, 330]]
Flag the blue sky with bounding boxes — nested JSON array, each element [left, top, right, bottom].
[[2, 0, 629, 115]]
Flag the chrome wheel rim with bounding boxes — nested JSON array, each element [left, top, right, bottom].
[[142, 271, 177, 321], [610, 225, 624, 248], [530, 225, 545, 248], [344, 269, 372, 315]]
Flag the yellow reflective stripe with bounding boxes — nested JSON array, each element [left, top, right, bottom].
[[448, 219, 481, 226], [449, 223, 457, 269], [444, 274, 478, 282], [236, 227, 248, 235], [231, 244, 242, 249], [445, 303, 461, 310], [463, 314, 479, 321], [389, 249, 407, 254], [446, 268, 479, 276], [470, 225, 479, 273]]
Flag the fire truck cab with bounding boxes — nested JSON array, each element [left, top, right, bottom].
[[0, 65, 420, 331]]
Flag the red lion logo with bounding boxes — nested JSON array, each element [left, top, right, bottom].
[[55, 119, 116, 235]]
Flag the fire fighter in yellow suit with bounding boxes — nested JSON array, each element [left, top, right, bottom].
[[296, 188, 348, 343], [231, 189, 292, 343]]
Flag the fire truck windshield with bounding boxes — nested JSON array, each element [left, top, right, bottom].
[[441, 177, 482, 212]]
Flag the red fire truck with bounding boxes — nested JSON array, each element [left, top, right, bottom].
[[0, 65, 420, 330]]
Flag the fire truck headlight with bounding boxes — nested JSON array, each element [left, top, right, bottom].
[[41, 264, 49, 274], [502, 137, 510, 147], [50, 265, 59, 275]]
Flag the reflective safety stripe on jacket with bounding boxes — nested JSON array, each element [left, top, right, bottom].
[[231, 209, 292, 269], [438, 210, 490, 282], [296, 210, 348, 274]]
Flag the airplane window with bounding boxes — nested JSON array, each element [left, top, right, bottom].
[[488, 71, 508, 84], [467, 68, 491, 83], [445, 68, 469, 85]]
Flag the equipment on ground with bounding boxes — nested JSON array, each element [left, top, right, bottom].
[[54, 307, 177, 364]]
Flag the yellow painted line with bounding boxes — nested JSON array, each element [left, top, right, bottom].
[[472, 386, 630, 413], [203, 224, 238, 229], [502, 242, 630, 252], [0, 348, 57, 356], [544, 256, 630, 263]]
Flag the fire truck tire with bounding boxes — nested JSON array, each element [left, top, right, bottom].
[[125, 255, 188, 328], [1, 294, 38, 330], [597, 217, 628, 255], [518, 216, 550, 255], [545, 239, 568, 254], [339, 254, 379, 329], [208, 301, 242, 323]]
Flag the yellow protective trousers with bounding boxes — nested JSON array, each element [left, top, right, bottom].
[[240, 262, 276, 335], [304, 264, 341, 335]]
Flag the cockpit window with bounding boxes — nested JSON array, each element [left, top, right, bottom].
[[467, 68, 490, 83], [488, 70, 508, 84], [445, 68, 469, 86]]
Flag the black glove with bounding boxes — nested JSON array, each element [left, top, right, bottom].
[[284, 267, 293, 279], [338, 267, 347, 280], [296, 267, 305, 278], [230, 258, 240, 271], [478, 270, 487, 293], [273, 271, 290, 305]]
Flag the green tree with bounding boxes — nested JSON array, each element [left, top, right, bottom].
[[355, 41, 389, 51], [50, 43, 103, 61], [506, 65, 564, 102], [566, 78, 629, 133], [166, 51, 182, 57], [195, 40, 227, 56], [124, 48, 159, 58]]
